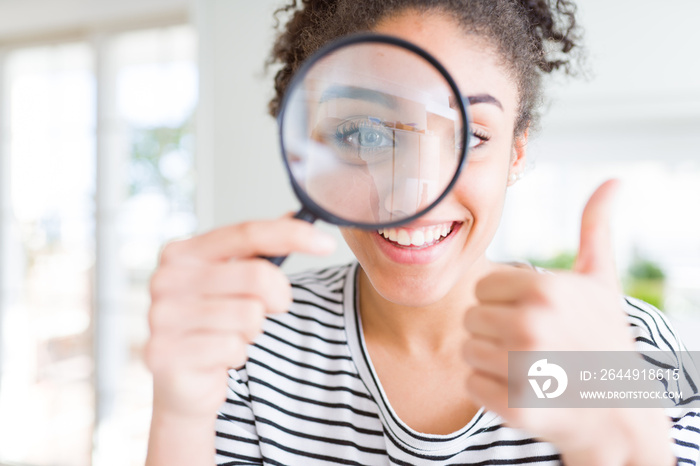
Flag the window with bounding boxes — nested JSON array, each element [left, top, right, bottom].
[[0, 24, 197, 466]]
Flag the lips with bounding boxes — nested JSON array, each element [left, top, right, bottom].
[[377, 222, 458, 248], [372, 220, 463, 265]]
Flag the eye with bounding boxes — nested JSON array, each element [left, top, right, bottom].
[[333, 117, 395, 164], [466, 127, 491, 150], [355, 127, 383, 147]]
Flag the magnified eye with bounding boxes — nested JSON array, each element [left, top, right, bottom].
[[333, 117, 394, 163], [355, 127, 382, 147]]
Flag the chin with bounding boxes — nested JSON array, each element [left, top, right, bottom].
[[384, 282, 455, 308], [360, 255, 467, 308]]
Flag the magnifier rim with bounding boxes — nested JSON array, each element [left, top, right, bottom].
[[277, 32, 471, 230]]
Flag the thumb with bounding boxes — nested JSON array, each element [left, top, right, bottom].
[[573, 179, 621, 288]]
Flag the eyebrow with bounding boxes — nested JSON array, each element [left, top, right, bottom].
[[319, 85, 397, 109], [466, 94, 503, 110]]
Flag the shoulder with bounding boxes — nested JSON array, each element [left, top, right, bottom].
[[279, 262, 354, 327], [287, 263, 353, 307], [623, 296, 686, 353], [245, 262, 356, 371], [229, 263, 356, 377], [624, 298, 700, 463]]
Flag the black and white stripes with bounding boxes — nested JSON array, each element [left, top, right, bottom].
[[215, 263, 700, 465], [625, 297, 700, 464]]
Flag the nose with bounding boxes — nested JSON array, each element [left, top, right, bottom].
[[382, 129, 443, 218]]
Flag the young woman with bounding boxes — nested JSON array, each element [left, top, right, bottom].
[[145, 1, 700, 464]]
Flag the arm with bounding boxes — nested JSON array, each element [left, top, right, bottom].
[[147, 408, 217, 466]]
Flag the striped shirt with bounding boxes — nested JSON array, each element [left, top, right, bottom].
[[215, 262, 700, 465]]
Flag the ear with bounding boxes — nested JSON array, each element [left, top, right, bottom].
[[507, 128, 528, 186]]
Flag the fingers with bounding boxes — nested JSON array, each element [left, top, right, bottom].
[[146, 332, 252, 375], [149, 297, 267, 339], [573, 179, 620, 288], [464, 304, 514, 342], [161, 217, 336, 264], [151, 259, 292, 314], [147, 296, 270, 373], [475, 268, 545, 304], [462, 337, 508, 379]]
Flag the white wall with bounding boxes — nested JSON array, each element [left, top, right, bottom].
[[194, 0, 286, 228], [0, 0, 190, 42]]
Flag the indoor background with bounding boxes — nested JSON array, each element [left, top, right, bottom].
[[0, 0, 698, 464]]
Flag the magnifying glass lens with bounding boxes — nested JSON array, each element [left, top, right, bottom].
[[281, 39, 467, 227]]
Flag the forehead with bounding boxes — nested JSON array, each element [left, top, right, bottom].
[[372, 11, 519, 118], [308, 41, 459, 108]]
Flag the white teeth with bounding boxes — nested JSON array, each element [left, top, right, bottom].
[[410, 230, 425, 246], [389, 228, 398, 242], [397, 229, 411, 246], [379, 222, 455, 247]]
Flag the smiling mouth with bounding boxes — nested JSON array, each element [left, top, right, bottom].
[[377, 221, 459, 249]]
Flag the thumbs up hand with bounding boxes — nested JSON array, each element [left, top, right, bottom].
[[462, 180, 674, 466], [573, 179, 622, 286]]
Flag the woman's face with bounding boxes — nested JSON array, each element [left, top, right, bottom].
[[340, 10, 526, 307]]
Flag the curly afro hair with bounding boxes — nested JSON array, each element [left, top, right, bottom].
[[267, 0, 582, 136]]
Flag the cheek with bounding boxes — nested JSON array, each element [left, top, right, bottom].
[[454, 148, 512, 228], [339, 227, 373, 264], [339, 227, 360, 251]]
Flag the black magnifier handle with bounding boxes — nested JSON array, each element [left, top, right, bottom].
[[264, 207, 318, 266]]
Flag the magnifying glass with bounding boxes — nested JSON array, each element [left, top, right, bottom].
[[270, 33, 470, 265]]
